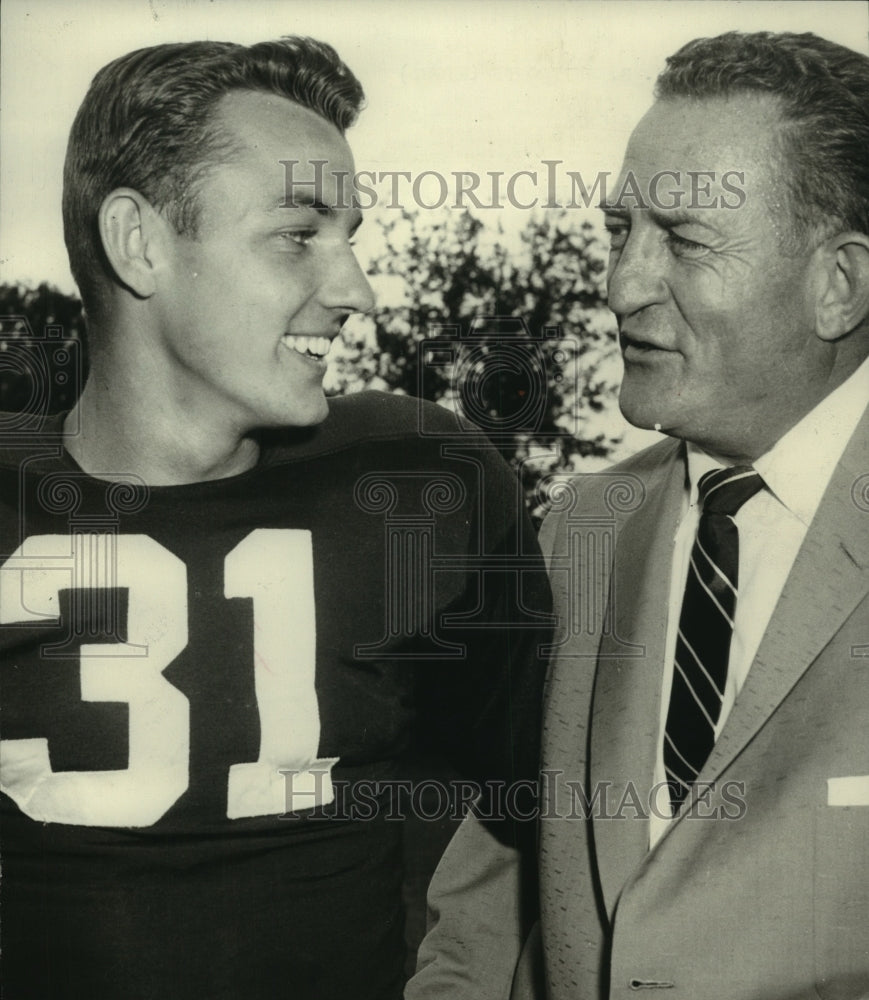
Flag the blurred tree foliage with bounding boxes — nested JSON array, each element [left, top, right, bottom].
[[0, 281, 87, 417], [1, 210, 622, 514], [327, 209, 622, 516]]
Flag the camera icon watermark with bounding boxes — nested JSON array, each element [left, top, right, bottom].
[[0, 316, 83, 438], [417, 316, 579, 441]]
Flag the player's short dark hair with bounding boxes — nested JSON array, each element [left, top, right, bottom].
[[655, 31, 869, 249], [63, 36, 365, 312]]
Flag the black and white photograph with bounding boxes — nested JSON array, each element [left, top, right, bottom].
[[1, 1, 867, 997]]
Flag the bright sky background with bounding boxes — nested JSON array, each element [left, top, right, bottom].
[[2, 0, 867, 293]]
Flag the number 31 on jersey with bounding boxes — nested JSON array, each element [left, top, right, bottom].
[[0, 529, 337, 827]]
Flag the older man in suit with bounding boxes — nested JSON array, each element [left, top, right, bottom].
[[408, 30, 869, 1000]]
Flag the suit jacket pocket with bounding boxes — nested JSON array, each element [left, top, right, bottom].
[[813, 804, 869, 1000]]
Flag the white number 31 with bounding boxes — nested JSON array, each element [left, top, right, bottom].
[[0, 529, 337, 827]]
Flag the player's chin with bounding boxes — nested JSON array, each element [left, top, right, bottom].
[[252, 386, 330, 430], [283, 390, 330, 427]]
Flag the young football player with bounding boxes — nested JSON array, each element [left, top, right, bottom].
[[0, 37, 550, 999]]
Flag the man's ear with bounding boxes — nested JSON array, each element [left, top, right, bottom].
[[814, 231, 869, 342], [98, 188, 170, 299]]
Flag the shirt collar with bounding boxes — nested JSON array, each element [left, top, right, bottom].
[[686, 354, 869, 526]]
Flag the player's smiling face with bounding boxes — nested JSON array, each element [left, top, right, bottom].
[[153, 90, 374, 432], [603, 96, 830, 462]]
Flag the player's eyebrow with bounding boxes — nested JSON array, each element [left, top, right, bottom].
[[272, 193, 364, 233], [274, 193, 336, 216]]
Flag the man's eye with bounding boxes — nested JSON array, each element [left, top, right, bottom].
[[605, 225, 629, 250], [666, 232, 707, 256]]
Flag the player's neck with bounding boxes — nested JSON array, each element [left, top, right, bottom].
[[64, 374, 260, 487]]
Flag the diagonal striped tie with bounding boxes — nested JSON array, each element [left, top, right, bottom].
[[664, 465, 764, 811]]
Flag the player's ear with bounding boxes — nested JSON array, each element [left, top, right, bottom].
[[813, 230, 869, 342], [98, 188, 169, 299]]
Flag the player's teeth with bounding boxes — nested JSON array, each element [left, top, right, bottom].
[[283, 335, 331, 357]]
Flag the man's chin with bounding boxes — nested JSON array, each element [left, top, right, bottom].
[[618, 389, 671, 434]]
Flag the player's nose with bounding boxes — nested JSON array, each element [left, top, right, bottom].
[[319, 244, 375, 315]]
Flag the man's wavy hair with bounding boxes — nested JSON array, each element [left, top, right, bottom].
[[656, 31, 869, 251], [63, 37, 365, 312]]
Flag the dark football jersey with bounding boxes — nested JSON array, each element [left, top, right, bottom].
[[0, 391, 551, 1000]]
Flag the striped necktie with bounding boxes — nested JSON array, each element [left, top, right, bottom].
[[664, 465, 764, 811]]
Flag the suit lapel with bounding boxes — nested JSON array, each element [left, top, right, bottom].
[[545, 411, 867, 925], [697, 410, 869, 786], [589, 445, 685, 918]]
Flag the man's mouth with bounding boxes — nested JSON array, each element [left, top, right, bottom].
[[281, 334, 333, 360], [620, 332, 673, 356]]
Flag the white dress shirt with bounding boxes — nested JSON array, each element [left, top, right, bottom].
[[649, 356, 869, 848]]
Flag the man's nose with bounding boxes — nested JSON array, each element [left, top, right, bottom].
[[606, 229, 668, 318]]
